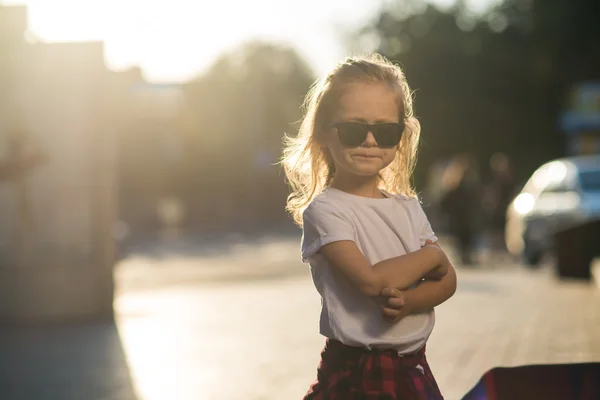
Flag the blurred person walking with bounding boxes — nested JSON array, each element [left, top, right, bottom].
[[440, 155, 481, 266], [481, 153, 518, 262]]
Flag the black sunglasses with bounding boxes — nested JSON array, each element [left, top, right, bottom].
[[331, 121, 405, 148]]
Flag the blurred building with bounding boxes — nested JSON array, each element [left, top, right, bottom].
[[0, 5, 138, 322], [2, 6, 302, 273], [117, 82, 186, 235], [561, 82, 600, 155]]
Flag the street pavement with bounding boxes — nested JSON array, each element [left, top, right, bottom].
[[1, 235, 599, 400]]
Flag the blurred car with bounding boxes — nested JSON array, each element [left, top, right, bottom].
[[505, 155, 600, 266]]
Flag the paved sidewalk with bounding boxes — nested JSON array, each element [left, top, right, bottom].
[[1, 236, 598, 400], [113, 251, 600, 400], [111, 264, 600, 400], [427, 265, 600, 399], [114, 236, 304, 293]]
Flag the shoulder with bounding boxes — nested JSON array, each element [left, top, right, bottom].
[[388, 192, 433, 220], [302, 190, 354, 229], [388, 192, 422, 208], [303, 190, 349, 218], [301, 191, 357, 261]]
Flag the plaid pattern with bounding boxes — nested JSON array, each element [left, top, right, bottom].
[[304, 339, 444, 400]]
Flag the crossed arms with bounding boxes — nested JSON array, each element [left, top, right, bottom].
[[318, 240, 457, 321]]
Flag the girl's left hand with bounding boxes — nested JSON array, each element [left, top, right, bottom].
[[380, 287, 411, 322]]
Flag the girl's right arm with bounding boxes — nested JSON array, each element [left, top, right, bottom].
[[302, 200, 449, 297], [318, 241, 449, 297]]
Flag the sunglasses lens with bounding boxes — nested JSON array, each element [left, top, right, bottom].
[[337, 123, 367, 147], [373, 123, 404, 148], [334, 122, 404, 148]]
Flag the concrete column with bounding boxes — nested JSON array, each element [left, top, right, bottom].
[[0, 41, 118, 323]]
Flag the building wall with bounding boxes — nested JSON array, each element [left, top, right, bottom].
[[0, 6, 125, 321]]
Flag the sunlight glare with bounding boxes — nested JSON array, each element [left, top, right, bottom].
[[6, 0, 384, 82], [7, 0, 496, 82]]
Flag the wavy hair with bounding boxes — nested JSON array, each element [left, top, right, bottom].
[[281, 54, 421, 226]]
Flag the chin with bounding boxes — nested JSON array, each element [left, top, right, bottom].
[[346, 166, 382, 177]]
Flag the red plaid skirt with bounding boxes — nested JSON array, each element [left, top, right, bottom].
[[303, 339, 444, 400]]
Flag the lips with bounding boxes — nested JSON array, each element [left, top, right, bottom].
[[353, 154, 379, 158]]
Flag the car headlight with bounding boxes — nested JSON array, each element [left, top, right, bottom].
[[513, 193, 535, 215]]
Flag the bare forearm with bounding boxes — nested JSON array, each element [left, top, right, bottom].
[[404, 264, 457, 314], [369, 246, 447, 293]]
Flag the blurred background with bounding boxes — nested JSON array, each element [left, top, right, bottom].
[[0, 1, 599, 399]]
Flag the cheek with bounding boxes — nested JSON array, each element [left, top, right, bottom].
[[317, 132, 337, 160], [324, 134, 347, 160], [382, 150, 398, 165], [328, 146, 350, 165]]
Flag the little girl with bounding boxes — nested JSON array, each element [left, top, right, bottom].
[[282, 54, 456, 399]]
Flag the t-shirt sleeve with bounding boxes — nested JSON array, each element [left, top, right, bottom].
[[301, 200, 355, 263], [416, 202, 438, 247]]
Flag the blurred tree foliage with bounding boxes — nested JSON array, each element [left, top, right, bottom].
[[119, 1, 600, 234], [179, 42, 314, 231], [351, 0, 600, 186]]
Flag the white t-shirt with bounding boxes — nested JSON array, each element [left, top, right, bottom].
[[301, 187, 438, 354]]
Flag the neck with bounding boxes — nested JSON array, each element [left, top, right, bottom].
[[330, 172, 383, 198]]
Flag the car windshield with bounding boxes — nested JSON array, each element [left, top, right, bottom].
[[579, 169, 600, 192]]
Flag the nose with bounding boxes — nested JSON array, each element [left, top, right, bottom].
[[361, 131, 377, 147]]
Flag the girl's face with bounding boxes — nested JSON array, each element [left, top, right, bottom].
[[323, 82, 402, 179]]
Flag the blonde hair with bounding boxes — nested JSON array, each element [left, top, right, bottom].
[[281, 53, 421, 226]]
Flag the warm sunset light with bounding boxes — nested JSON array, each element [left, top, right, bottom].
[[2, 0, 496, 82], [2, 0, 380, 82], [7, 0, 594, 399]]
